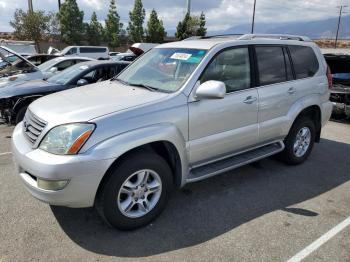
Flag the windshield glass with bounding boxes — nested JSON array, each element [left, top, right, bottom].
[[116, 48, 207, 92], [0, 47, 35, 77], [37, 58, 63, 71], [47, 63, 90, 85]]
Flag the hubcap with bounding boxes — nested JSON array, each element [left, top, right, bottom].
[[117, 169, 162, 218], [293, 127, 311, 157]]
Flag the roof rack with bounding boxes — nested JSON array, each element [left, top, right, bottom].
[[238, 34, 311, 41], [182, 34, 243, 41]]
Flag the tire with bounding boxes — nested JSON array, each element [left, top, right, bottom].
[[278, 117, 316, 165], [96, 151, 173, 230], [15, 106, 28, 124]]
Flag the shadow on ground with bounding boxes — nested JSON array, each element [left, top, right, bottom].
[[51, 138, 350, 257]]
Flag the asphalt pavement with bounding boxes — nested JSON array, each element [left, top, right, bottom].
[[1, 120, 350, 262]]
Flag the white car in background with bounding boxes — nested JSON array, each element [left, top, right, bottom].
[[38, 56, 94, 79], [0, 46, 42, 88], [58, 46, 109, 60]]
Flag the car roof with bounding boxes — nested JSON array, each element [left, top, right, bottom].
[[157, 34, 314, 50], [51, 56, 94, 62], [75, 60, 130, 67]]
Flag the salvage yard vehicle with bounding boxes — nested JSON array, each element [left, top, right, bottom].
[[58, 46, 110, 60], [37, 56, 94, 79], [1, 60, 130, 124], [0, 46, 42, 88], [324, 53, 350, 118], [12, 34, 333, 230], [27, 54, 61, 66]]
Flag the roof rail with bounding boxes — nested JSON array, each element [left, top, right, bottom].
[[238, 34, 311, 41], [183, 34, 243, 41]]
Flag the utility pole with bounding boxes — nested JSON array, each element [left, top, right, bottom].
[[28, 0, 33, 13], [58, 0, 62, 10], [335, 5, 348, 49], [251, 0, 257, 34], [186, 0, 191, 15]]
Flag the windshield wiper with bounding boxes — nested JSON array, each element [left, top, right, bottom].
[[113, 78, 171, 93]]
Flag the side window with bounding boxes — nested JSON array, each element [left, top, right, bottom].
[[256, 46, 286, 86], [200, 47, 251, 93], [66, 48, 77, 55], [56, 60, 74, 71], [289, 45, 319, 79]]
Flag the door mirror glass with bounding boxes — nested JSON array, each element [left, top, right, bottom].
[[195, 80, 226, 100], [77, 79, 89, 86]]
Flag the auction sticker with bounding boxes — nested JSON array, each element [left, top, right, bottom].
[[170, 53, 192, 60]]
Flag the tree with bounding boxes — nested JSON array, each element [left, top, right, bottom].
[[105, 0, 122, 49], [175, 12, 207, 40], [196, 12, 207, 37], [86, 12, 103, 45], [10, 9, 51, 51], [146, 9, 166, 43], [58, 0, 84, 44], [127, 0, 145, 43], [175, 13, 192, 40]]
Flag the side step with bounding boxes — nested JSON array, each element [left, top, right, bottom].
[[187, 141, 284, 182]]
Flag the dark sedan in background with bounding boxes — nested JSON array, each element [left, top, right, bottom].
[[0, 60, 130, 124]]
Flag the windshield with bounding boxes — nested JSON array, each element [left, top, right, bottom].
[[48, 63, 90, 85], [38, 58, 63, 71], [0, 47, 36, 77], [116, 48, 207, 92]]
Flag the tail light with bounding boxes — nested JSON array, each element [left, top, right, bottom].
[[326, 66, 333, 89]]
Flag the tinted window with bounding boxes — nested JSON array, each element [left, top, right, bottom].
[[56, 60, 74, 71], [200, 47, 251, 93], [80, 47, 107, 53], [284, 47, 294, 81], [289, 45, 319, 79], [256, 46, 286, 86], [66, 48, 77, 55]]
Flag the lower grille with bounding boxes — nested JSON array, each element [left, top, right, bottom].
[[23, 110, 47, 145]]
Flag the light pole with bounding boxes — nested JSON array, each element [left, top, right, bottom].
[[186, 0, 191, 15], [335, 5, 348, 49], [251, 0, 257, 34], [28, 0, 33, 12], [58, 0, 61, 10]]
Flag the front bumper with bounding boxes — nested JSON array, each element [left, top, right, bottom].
[[11, 123, 115, 207]]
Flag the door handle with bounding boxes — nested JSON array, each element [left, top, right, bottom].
[[243, 96, 257, 104], [288, 87, 296, 94]]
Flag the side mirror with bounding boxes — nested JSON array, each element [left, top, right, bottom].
[[195, 80, 226, 100], [49, 67, 58, 74], [77, 79, 89, 86]]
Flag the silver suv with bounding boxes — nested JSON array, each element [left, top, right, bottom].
[[12, 34, 333, 229]]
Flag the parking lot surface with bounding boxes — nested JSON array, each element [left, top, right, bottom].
[[1, 120, 350, 262]]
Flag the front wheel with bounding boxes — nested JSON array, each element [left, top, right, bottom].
[[278, 117, 316, 165], [96, 152, 173, 230]]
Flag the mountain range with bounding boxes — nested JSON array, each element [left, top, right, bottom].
[[168, 15, 350, 39]]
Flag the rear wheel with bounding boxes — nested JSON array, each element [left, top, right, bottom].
[[96, 151, 173, 230], [279, 117, 316, 165]]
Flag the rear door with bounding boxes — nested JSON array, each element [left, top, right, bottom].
[[255, 45, 295, 143]]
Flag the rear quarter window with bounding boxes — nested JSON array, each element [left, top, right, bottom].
[[289, 45, 319, 79]]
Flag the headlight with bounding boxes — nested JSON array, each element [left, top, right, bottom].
[[39, 123, 95, 155]]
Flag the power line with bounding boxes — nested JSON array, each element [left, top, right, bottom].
[[334, 5, 348, 48]]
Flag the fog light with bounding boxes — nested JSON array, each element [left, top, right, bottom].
[[37, 178, 69, 191]]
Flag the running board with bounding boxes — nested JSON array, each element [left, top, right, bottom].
[[187, 141, 284, 183]]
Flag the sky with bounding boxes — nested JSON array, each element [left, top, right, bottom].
[[0, 0, 348, 33]]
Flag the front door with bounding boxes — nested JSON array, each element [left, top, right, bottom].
[[188, 47, 259, 166]]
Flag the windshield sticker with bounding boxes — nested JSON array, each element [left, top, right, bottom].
[[170, 53, 192, 61]]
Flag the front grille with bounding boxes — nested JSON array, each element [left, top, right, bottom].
[[23, 110, 47, 145]]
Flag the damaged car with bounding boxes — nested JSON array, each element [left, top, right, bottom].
[[324, 53, 350, 118], [0, 46, 43, 88], [0, 60, 130, 124]]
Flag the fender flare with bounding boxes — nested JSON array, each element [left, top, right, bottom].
[[84, 123, 189, 187]]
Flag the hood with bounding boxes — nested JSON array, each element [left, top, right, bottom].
[[29, 80, 170, 124], [0, 79, 60, 98]]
